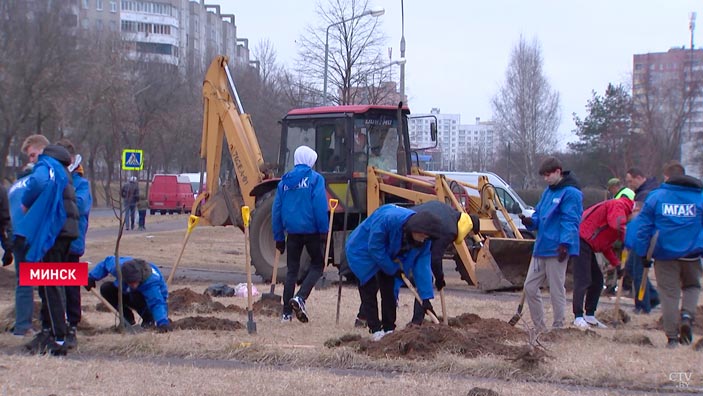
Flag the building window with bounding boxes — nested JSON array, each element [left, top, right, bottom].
[[96, 19, 103, 30], [96, 0, 103, 11], [81, 17, 89, 29], [109, 20, 116, 31], [110, 1, 117, 12], [82, 0, 89, 8]]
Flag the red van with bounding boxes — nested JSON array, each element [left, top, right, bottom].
[[148, 174, 195, 215]]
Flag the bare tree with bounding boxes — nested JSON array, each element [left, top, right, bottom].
[[296, 0, 387, 105], [492, 36, 560, 188]]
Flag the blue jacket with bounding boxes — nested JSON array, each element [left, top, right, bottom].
[[7, 175, 30, 233], [89, 256, 169, 325], [69, 172, 92, 256], [272, 164, 328, 241], [525, 171, 583, 257], [15, 154, 69, 262], [345, 205, 434, 300], [625, 176, 703, 260]]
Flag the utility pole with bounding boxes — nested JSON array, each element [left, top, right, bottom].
[[399, 0, 406, 105], [685, 12, 696, 162]]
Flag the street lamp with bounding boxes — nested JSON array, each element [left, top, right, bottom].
[[323, 6, 385, 105], [363, 58, 406, 104]]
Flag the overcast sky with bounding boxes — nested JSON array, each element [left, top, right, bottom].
[[221, 0, 700, 145]]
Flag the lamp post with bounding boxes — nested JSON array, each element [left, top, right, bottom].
[[323, 7, 384, 105], [364, 58, 406, 104]]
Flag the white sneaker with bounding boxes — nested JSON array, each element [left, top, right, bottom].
[[371, 330, 386, 341], [573, 317, 589, 329], [584, 315, 607, 329], [281, 314, 292, 323]]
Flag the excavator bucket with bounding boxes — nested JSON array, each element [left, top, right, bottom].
[[475, 237, 534, 291]]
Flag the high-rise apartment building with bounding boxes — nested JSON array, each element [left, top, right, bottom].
[[75, 0, 250, 76], [408, 109, 496, 171], [633, 47, 703, 177]]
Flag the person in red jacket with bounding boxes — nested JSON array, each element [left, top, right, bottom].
[[572, 195, 634, 329]]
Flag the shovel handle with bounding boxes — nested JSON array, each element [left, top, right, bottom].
[[439, 289, 448, 325], [401, 273, 440, 324], [323, 199, 338, 268], [89, 287, 120, 319]]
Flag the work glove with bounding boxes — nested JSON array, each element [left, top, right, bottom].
[[85, 276, 96, 291], [518, 214, 533, 227], [641, 257, 653, 268], [2, 250, 13, 267], [275, 241, 285, 254], [393, 268, 405, 280], [557, 244, 569, 263], [156, 321, 172, 333], [434, 274, 446, 291], [421, 299, 437, 317], [615, 266, 625, 279]]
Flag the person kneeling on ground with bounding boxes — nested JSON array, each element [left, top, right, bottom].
[[86, 256, 171, 332], [346, 204, 441, 341]]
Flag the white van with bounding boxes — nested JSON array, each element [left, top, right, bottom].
[[438, 171, 535, 238], [178, 172, 206, 196]]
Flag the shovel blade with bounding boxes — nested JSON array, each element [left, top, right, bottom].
[[260, 293, 282, 303], [508, 312, 522, 326]]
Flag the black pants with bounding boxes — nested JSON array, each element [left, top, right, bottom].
[[359, 271, 396, 333], [282, 233, 324, 315], [65, 253, 82, 327], [100, 282, 153, 325], [37, 237, 72, 341], [572, 238, 604, 317]]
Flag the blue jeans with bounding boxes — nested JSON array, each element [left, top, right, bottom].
[[13, 238, 34, 334], [625, 252, 660, 312]]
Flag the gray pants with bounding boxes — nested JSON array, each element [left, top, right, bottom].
[[653, 258, 702, 339], [524, 256, 568, 332]]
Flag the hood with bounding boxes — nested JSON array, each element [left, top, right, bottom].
[[636, 177, 659, 194], [403, 211, 443, 239], [42, 144, 72, 167], [666, 175, 703, 190], [294, 146, 317, 167], [550, 170, 581, 191]]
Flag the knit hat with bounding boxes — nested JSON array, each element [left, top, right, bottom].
[[455, 213, 481, 243], [122, 259, 150, 284], [607, 178, 621, 188]]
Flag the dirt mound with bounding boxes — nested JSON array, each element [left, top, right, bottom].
[[649, 306, 703, 334], [251, 298, 281, 317], [539, 327, 600, 342], [169, 288, 213, 312], [449, 313, 525, 342], [694, 338, 703, 351], [467, 387, 500, 396], [328, 320, 530, 361], [613, 333, 654, 346], [173, 316, 243, 331], [0, 301, 42, 332], [599, 308, 631, 326]]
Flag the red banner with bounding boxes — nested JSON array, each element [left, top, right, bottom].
[[18, 262, 89, 286]]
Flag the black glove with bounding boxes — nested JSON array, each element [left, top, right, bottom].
[[615, 266, 625, 279], [557, 244, 568, 263], [156, 322, 172, 333], [275, 241, 285, 254], [85, 276, 96, 291], [434, 274, 446, 291], [641, 257, 653, 268], [394, 268, 405, 280], [421, 299, 437, 316], [2, 250, 13, 267], [518, 214, 533, 227]]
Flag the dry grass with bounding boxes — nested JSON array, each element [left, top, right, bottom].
[[1, 222, 701, 394]]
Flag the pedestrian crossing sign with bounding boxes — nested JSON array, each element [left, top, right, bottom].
[[122, 149, 144, 171]]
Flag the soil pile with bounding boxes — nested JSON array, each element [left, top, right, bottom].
[[598, 308, 631, 326], [539, 328, 600, 342], [613, 333, 654, 346], [168, 288, 244, 314], [0, 301, 42, 331], [173, 316, 243, 331], [251, 298, 281, 317], [328, 314, 530, 360]]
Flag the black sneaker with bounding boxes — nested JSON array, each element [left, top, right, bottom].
[[25, 329, 51, 354], [289, 296, 309, 323], [680, 314, 693, 345], [47, 340, 68, 356], [666, 338, 679, 349], [65, 326, 78, 349]]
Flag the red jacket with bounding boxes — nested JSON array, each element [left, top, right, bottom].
[[579, 197, 633, 267]]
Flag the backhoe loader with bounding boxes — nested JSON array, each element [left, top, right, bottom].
[[186, 55, 533, 292]]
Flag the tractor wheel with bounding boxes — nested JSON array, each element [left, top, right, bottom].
[[250, 194, 310, 283]]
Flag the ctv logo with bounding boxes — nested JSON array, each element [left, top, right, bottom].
[[19, 263, 89, 286]]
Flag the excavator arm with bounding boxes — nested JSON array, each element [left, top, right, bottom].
[[193, 55, 268, 227]]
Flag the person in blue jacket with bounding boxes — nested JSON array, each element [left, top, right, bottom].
[[625, 161, 703, 348], [346, 204, 442, 341], [86, 256, 171, 332], [56, 139, 92, 349], [272, 145, 328, 324], [519, 157, 583, 333]]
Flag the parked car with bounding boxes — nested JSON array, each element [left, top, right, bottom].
[[178, 172, 207, 196], [440, 171, 536, 238], [148, 174, 196, 215]]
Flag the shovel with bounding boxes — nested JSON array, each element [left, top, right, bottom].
[[637, 231, 659, 303], [400, 273, 440, 324], [242, 206, 256, 334], [260, 250, 282, 303], [316, 199, 339, 290], [508, 289, 526, 326], [166, 215, 200, 288], [439, 289, 448, 325]]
